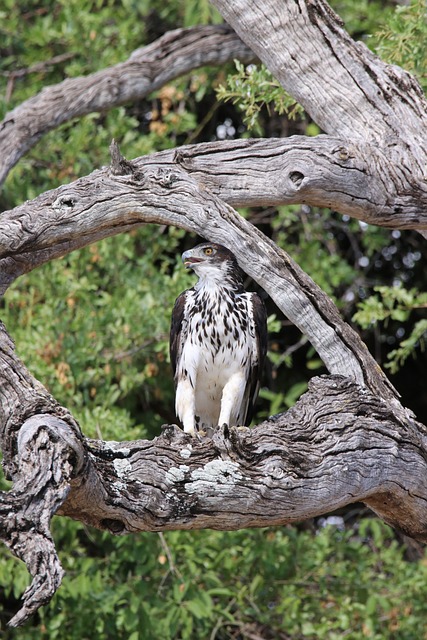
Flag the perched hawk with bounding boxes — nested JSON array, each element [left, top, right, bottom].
[[170, 242, 267, 434]]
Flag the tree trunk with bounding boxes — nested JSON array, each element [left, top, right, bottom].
[[0, 0, 426, 628]]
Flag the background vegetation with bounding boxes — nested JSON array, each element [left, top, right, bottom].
[[0, 0, 426, 637]]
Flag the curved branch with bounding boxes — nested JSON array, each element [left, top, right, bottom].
[[0, 146, 398, 402], [2, 6, 426, 228], [59, 375, 427, 542], [0, 321, 82, 477], [0, 25, 255, 186], [165, 137, 427, 229], [3, 334, 426, 624], [1, 140, 425, 284], [208, 0, 427, 221], [1, 415, 84, 627]]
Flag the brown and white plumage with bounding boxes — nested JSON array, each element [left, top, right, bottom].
[[170, 242, 267, 433]]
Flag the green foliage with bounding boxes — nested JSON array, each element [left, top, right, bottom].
[[181, 0, 222, 27], [269, 207, 359, 301], [353, 285, 427, 327], [0, 0, 216, 208], [1, 0, 427, 636], [3, 226, 193, 439], [216, 61, 304, 134], [2, 519, 427, 639], [329, 0, 395, 38], [372, 0, 427, 93], [0, 0, 145, 85], [353, 286, 427, 373], [386, 319, 427, 374]]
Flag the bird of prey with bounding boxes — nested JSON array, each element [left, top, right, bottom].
[[170, 242, 267, 434]]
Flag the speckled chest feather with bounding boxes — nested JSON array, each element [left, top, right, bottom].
[[184, 284, 254, 363]]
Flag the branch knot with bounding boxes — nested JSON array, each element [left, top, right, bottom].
[[109, 139, 145, 182]]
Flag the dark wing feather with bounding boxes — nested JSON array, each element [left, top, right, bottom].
[[170, 292, 187, 382], [244, 293, 268, 426]]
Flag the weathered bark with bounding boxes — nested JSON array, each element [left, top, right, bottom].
[[1, 0, 426, 628], [208, 0, 427, 228], [1, 4, 426, 230], [0, 143, 398, 405], [0, 25, 254, 186], [0, 148, 423, 624], [0, 415, 83, 627], [0, 325, 83, 626], [210, 0, 427, 149], [1, 329, 427, 626], [60, 375, 427, 542]]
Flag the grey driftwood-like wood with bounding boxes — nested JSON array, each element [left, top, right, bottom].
[[1, 3, 426, 231], [1, 318, 427, 626], [0, 142, 399, 405], [61, 374, 427, 542], [0, 24, 254, 186], [0, 0, 426, 628]]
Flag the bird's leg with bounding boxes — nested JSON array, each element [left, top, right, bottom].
[[175, 378, 196, 434], [218, 372, 247, 427]]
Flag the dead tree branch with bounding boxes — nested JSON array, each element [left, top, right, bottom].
[[0, 143, 398, 403], [0, 25, 255, 186], [1, 0, 426, 627]]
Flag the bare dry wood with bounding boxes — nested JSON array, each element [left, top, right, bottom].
[[0, 136, 421, 624], [0, 325, 83, 626], [210, 0, 427, 148], [1, 6, 426, 231], [0, 415, 82, 628], [0, 25, 254, 186], [208, 0, 427, 227], [0, 143, 398, 403], [59, 375, 427, 542], [1, 0, 426, 628], [1, 340, 426, 626]]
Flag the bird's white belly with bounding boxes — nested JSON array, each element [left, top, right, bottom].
[[195, 355, 243, 426], [179, 336, 250, 428]]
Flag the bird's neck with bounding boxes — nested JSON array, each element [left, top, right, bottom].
[[194, 271, 243, 296]]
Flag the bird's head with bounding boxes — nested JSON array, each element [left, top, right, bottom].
[[182, 243, 242, 287]]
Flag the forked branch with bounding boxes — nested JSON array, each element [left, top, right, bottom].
[[0, 143, 398, 402], [0, 415, 83, 627]]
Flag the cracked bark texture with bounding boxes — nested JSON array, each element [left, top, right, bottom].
[[0, 0, 426, 627], [0, 143, 399, 403], [0, 25, 254, 186], [61, 374, 427, 543]]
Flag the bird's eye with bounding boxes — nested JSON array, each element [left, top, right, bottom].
[[204, 247, 214, 255]]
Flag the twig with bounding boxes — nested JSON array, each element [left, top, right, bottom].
[[2, 53, 76, 79], [4, 53, 76, 103]]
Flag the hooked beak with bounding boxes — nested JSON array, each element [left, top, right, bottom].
[[182, 250, 203, 269]]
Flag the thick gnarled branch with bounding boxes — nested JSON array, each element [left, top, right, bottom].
[[208, 0, 427, 227], [0, 25, 255, 186], [2, 373, 427, 625], [0, 415, 83, 627], [60, 376, 427, 542], [1, 6, 426, 228], [0, 146, 399, 402], [210, 0, 427, 151]]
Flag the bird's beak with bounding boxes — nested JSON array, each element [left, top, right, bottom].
[[182, 250, 203, 269]]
